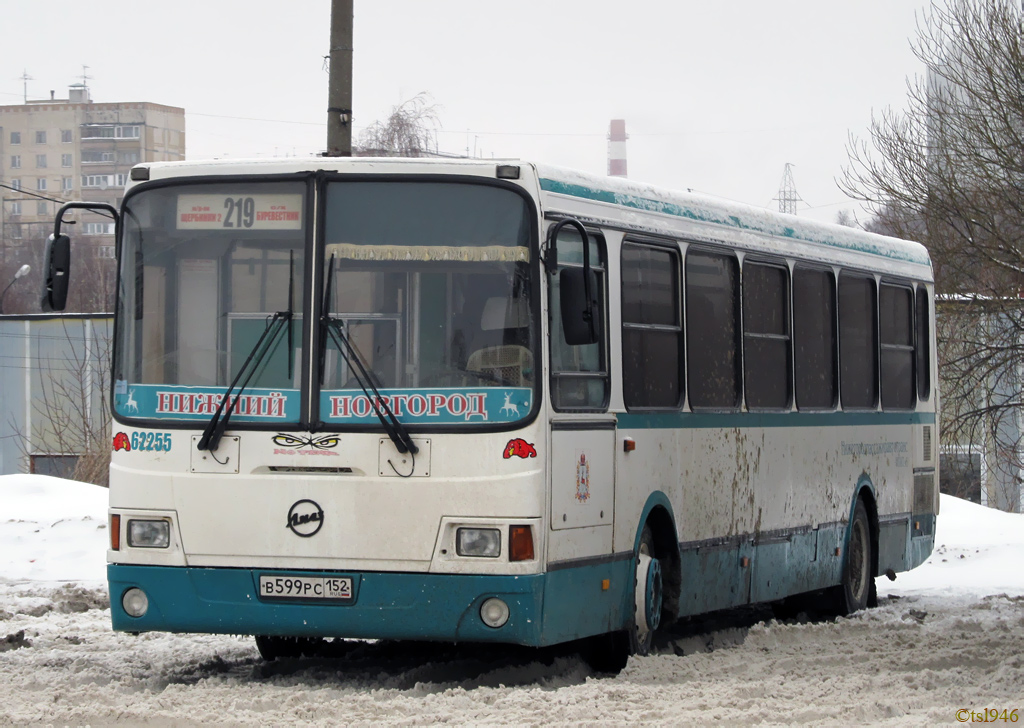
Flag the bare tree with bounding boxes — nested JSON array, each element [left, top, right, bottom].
[[841, 0, 1024, 511], [356, 93, 440, 157]]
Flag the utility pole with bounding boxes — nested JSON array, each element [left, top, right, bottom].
[[325, 0, 353, 157]]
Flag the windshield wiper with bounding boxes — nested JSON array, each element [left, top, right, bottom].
[[320, 254, 418, 456], [197, 251, 295, 453]]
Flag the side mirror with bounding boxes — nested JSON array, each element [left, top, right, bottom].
[[547, 218, 599, 346], [41, 234, 71, 312], [560, 266, 599, 345]]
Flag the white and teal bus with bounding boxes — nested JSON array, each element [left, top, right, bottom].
[[47, 157, 937, 670]]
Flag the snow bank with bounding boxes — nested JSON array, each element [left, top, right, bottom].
[[882, 494, 1024, 598], [0, 477, 1023, 725], [0, 474, 108, 583]]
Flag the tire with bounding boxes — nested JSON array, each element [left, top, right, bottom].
[[630, 525, 663, 655], [255, 635, 324, 661], [583, 524, 664, 674], [839, 499, 874, 615]]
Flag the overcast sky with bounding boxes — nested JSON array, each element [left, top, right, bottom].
[[1, 1, 934, 225]]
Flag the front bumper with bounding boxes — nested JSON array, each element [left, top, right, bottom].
[[108, 561, 631, 647]]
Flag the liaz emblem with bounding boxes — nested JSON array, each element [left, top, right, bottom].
[[287, 499, 325, 538], [112, 432, 132, 452], [575, 452, 590, 503]]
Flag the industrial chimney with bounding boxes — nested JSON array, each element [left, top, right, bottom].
[[608, 119, 627, 177]]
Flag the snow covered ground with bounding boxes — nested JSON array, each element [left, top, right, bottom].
[[1, 474, 1022, 726]]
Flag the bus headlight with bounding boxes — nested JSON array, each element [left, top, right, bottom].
[[456, 528, 501, 557], [127, 519, 170, 548], [480, 598, 510, 628], [122, 587, 149, 617]]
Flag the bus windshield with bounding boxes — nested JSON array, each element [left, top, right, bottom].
[[318, 180, 536, 427], [114, 180, 306, 424], [112, 177, 537, 428]]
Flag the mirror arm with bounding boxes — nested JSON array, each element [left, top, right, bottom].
[[546, 218, 594, 325], [54, 202, 120, 238]]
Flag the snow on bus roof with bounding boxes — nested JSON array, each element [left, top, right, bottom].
[[133, 158, 930, 268], [535, 163, 931, 268]]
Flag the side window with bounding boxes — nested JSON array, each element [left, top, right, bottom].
[[793, 266, 837, 409], [743, 261, 791, 409], [621, 242, 682, 409], [838, 273, 878, 409], [686, 249, 741, 409], [880, 284, 915, 410], [916, 286, 931, 400], [549, 226, 608, 410]]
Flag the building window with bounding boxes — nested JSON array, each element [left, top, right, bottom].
[[80, 124, 141, 140], [115, 173, 128, 187], [10, 201, 21, 216], [62, 177, 73, 191], [35, 131, 46, 144], [119, 151, 140, 165], [97, 245, 115, 258], [11, 178, 21, 190], [36, 178, 47, 191], [30, 455, 77, 479], [686, 249, 741, 409], [621, 242, 682, 409], [36, 154, 47, 168], [81, 174, 112, 189], [11, 222, 22, 239], [37, 200, 49, 216], [61, 154, 73, 168], [83, 222, 115, 235], [10, 155, 20, 169], [61, 129, 73, 143], [838, 272, 878, 409], [743, 260, 791, 410], [10, 131, 21, 145], [82, 151, 114, 164]]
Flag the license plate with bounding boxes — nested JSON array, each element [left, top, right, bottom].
[[259, 574, 353, 601]]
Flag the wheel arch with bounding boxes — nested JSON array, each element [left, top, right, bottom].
[[848, 473, 880, 605], [633, 491, 682, 624]]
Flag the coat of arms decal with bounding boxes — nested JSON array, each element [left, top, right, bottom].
[[575, 451, 590, 503]]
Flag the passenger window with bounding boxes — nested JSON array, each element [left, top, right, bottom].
[[743, 261, 791, 409], [793, 267, 837, 410], [548, 226, 608, 410], [916, 286, 931, 400], [838, 273, 878, 409], [686, 249, 741, 409], [621, 242, 682, 409], [880, 284, 915, 410]]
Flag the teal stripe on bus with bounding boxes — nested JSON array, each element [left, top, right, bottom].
[[538, 178, 932, 266], [617, 410, 936, 430]]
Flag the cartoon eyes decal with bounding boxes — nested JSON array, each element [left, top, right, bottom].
[[272, 434, 340, 450]]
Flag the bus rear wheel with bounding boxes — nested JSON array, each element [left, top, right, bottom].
[[255, 635, 324, 661], [838, 499, 874, 615]]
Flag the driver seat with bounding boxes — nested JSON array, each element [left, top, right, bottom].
[[467, 345, 533, 386]]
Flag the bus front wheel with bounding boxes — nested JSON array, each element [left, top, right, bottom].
[[582, 524, 663, 674], [631, 525, 663, 654]]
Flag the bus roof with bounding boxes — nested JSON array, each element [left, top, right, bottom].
[[132, 157, 931, 271]]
